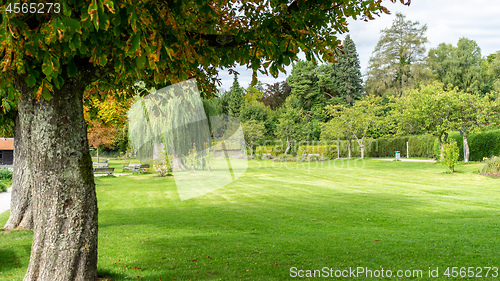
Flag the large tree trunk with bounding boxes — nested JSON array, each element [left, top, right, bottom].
[[3, 94, 34, 230], [19, 79, 98, 280], [462, 130, 470, 163]]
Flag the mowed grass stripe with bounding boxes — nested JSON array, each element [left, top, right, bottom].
[[0, 159, 499, 280]]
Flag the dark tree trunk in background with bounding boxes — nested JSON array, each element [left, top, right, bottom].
[[14, 72, 99, 280], [4, 93, 34, 230]]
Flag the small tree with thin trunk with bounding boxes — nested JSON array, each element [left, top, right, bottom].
[[321, 115, 352, 159], [242, 120, 265, 155], [276, 96, 310, 155], [87, 119, 116, 163], [397, 82, 457, 160], [326, 95, 382, 159], [452, 91, 498, 163]]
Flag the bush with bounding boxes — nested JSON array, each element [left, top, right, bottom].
[[0, 168, 13, 180], [442, 139, 459, 172], [480, 156, 500, 176], [0, 182, 7, 193], [305, 155, 325, 162], [273, 154, 298, 162]]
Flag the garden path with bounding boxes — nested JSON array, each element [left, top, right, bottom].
[[0, 186, 12, 215]]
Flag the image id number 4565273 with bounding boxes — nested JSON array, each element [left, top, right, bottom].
[[5, 2, 61, 14]]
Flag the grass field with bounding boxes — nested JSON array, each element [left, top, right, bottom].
[[1, 159, 499, 280]]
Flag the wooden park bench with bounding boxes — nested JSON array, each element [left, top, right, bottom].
[[133, 164, 150, 173], [93, 159, 109, 168], [123, 163, 150, 173], [122, 163, 140, 171], [93, 167, 115, 175]]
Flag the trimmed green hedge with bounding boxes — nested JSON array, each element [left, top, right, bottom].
[[433, 130, 500, 161], [255, 130, 500, 160], [468, 130, 500, 161], [368, 135, 436, 158]]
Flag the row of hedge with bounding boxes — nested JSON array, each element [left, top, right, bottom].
[[254, 129, 500, 160], [254, 136, 436, 159], [434, 130, 500, 161]]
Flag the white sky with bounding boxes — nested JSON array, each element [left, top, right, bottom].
[[217, 0, 500, 91]]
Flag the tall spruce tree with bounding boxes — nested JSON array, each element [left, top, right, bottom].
[[366, 13, 428, 96], [318, 35, 363, 105], [287, 60, 326, 140], [287, 60, 322, 111], [227, 75, 245, 118]]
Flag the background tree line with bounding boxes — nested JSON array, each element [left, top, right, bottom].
[[30, 12, 498, 162], [3, 13, 497, 163]]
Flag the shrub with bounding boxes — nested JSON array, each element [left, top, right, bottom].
[[0, 168, 12, 180], [305, 155, 324, 162], [273, 154, 297, 162], [272, 144, 286, 156], [442, 139, 459, 172], [0, 182, 7, 193], [480, 156, 500, 176], [433, 133, 462, 161]]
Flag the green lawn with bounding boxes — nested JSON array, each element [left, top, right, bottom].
[[1, 159, 499, 280]]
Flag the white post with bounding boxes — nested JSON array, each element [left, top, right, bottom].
[[406, 141, 409, 159], [337, 139, 340, 159]]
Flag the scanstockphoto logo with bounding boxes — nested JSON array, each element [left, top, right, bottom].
[[127, 79, 247, 200]]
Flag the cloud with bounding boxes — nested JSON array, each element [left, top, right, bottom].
[[217, 0, 500, 90]]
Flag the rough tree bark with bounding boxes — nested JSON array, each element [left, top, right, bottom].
[[3, 93, 34, 230], [15, 71, 99, 280]]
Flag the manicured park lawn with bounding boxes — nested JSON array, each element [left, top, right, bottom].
[[1, 159, 499, 280]]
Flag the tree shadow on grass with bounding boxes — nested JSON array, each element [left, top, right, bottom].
[[97, 190, 500, 280], [0, 249, 23, 273], [97, 269, 127, 281]]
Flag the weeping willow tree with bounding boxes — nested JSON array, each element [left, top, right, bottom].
[[128, 79, 212, 171]]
